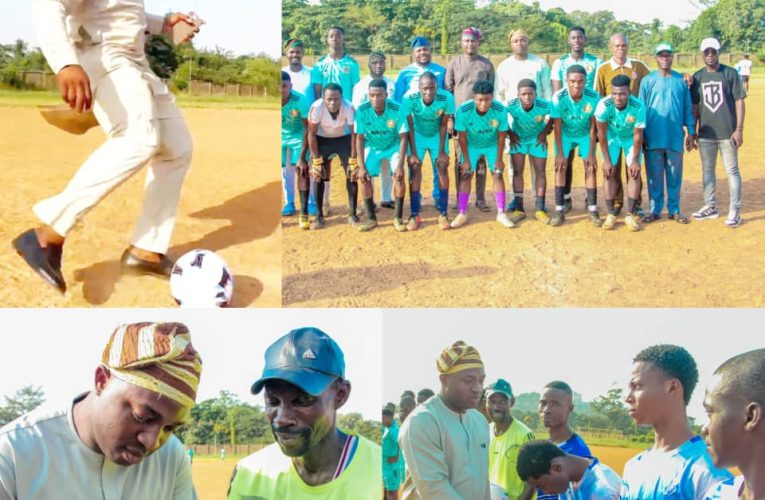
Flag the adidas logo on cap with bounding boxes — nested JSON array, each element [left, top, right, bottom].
[[302, 348, 316, 360]]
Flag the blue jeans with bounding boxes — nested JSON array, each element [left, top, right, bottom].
[[646, 149, 683, 214], [698, 138, 742, 212]]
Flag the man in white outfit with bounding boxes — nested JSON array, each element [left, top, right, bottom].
[[0, 321, 202, 499], [13, 0, 201, 293]]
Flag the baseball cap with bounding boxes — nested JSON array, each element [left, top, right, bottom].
[[251, 327, 345, 396], [700, 38, 721, 52], [410, 36, 430, 49], [655, 42, 673, 55], [486, 378, 513, 399]]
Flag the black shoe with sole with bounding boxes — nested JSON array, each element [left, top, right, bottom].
[[120, 249, 174, 277], [12, 229, 66, 293]]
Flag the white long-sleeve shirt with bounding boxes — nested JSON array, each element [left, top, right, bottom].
[[32, 0, 165, 73], [0, 394, 197, 500]]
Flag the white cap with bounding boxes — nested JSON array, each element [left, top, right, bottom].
[[700, 38, 721, 52]]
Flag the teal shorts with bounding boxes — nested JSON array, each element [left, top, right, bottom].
[[510, 139, 548, 159], [411, 132, 449, 161], [462, 146, 501, 173], [281, 143, 302, 166], [603, 140, 643, 165], [364, 146, 401, 177], [554, 134, 592, 158], [383, 466, 401, 491]]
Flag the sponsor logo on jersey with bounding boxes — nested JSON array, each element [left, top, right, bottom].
[[626, 115, 636, 124], [489, 119, 499, 128], [583, 103, 593, 113], [290, 109, 299, 117], [535, 115, 544, 122], [436, 109, 444, 116], [387, 119, 396, 128]]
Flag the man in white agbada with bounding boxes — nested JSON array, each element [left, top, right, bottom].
[[13, 0, 201, 294]]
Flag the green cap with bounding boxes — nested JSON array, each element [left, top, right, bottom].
[[655, 42, 673, 55], [486, 378, 513, 399]]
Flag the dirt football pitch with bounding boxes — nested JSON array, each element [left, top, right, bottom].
[[283, 78, 765, 307], [193, 457, 238, 500], [0, 103, 279, 307]]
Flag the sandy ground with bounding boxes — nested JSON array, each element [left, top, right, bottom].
[[284, 80, 765, 307], [193, 458, 238, 500], [0, 106, 280, 307]]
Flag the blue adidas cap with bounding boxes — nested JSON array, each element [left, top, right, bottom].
[[251, 327, 345, 396]]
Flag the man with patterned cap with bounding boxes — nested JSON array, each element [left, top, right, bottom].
[[0, 322, 202, 498], [486, 378, 536, 500], [399, 340, 491, 499], [227, 327, 381, 499]]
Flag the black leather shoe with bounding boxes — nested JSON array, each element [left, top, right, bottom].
[[475, 199, 490, 212], [12, 229, 66, 293], [120, 249, 174, 277], [380, 201, 395, 209]]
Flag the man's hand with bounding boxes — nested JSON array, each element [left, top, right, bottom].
[[731, 129, 743, 147], [310, 156, 324, 181], [394, 166, 405, 182], [163, 13, 202, 44], [602, 158, 614, 179], [554, 154, 567, 173], [357, 166, 370, 182], [685, 134, 697, 151], [507, 130, 520, 148], [495, 157, 506, 174], [436, 151, 449, 168], [447, 118, 455, 137], [536, 131, 549, 148], [296, 158, 308, 177], [57, 65, 92, 113], [628, 161, 641, 179], [584, 154, 597, 173], [407, 154, 421, 169], [460, 160, 472, 178]]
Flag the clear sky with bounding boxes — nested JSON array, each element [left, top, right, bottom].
[[0, 0, 281, 58], [382, 309, 765, 423], [524, 0, 702, 27], [0, 309, 382, 420]]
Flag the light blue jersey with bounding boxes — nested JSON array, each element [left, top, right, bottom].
[[394, 62, 446, 102], [566, 459, 621, 500], [704, 475, 745, 500], [620, 436, 733, 500]]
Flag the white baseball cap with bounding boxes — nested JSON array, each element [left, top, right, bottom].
[[700, 38, 721, 52]]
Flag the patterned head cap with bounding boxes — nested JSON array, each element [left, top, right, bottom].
[[101, 322, 202, 409], [437, 340, 484, 375]]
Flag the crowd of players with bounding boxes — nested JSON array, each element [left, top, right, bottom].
[[282, 25, 748, 232], [382, 343, 765, 500]]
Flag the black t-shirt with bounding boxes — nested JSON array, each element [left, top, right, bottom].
[[691, 64, 746, 140]]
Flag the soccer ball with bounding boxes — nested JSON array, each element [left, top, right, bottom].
[[170, 249, 234, 307]]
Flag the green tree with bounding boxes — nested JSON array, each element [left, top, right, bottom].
[[0, 386, 45, 426]]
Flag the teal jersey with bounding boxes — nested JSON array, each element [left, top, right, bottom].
[[401, 88, 456, 138], [551, 53, 602, 89], [382, 423, 400, 470], [354, 99, 408, 152], [551, 88, 600, 138], [311, 53, 361, 100], [506, 97, 551, 143], [594, 95, 646, 142], [281, 90, 309, 149], [455, 99, 509, 149]]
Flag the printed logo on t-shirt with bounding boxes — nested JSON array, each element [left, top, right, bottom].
[[702, 81, 725, 113]]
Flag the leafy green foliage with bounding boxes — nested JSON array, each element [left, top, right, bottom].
[[0, 386, 45, 426]]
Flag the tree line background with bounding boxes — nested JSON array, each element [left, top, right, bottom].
[[0, 39, 279, 94], [0, 386, 381, 447], [283, 0, 765, 57]]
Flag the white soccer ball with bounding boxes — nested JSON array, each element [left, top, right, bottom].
[[170, 249, 234, 307]]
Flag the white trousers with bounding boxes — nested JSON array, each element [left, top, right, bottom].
[[34, 49, 193, 254]]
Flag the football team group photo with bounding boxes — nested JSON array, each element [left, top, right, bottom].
[[281, 0, 765, 308]]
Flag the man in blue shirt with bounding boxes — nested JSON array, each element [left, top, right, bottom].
[[639, 42, 696, 224], [537, 380, 593, 500]]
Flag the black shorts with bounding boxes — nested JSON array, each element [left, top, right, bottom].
[[317, 134, 352, 170]]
